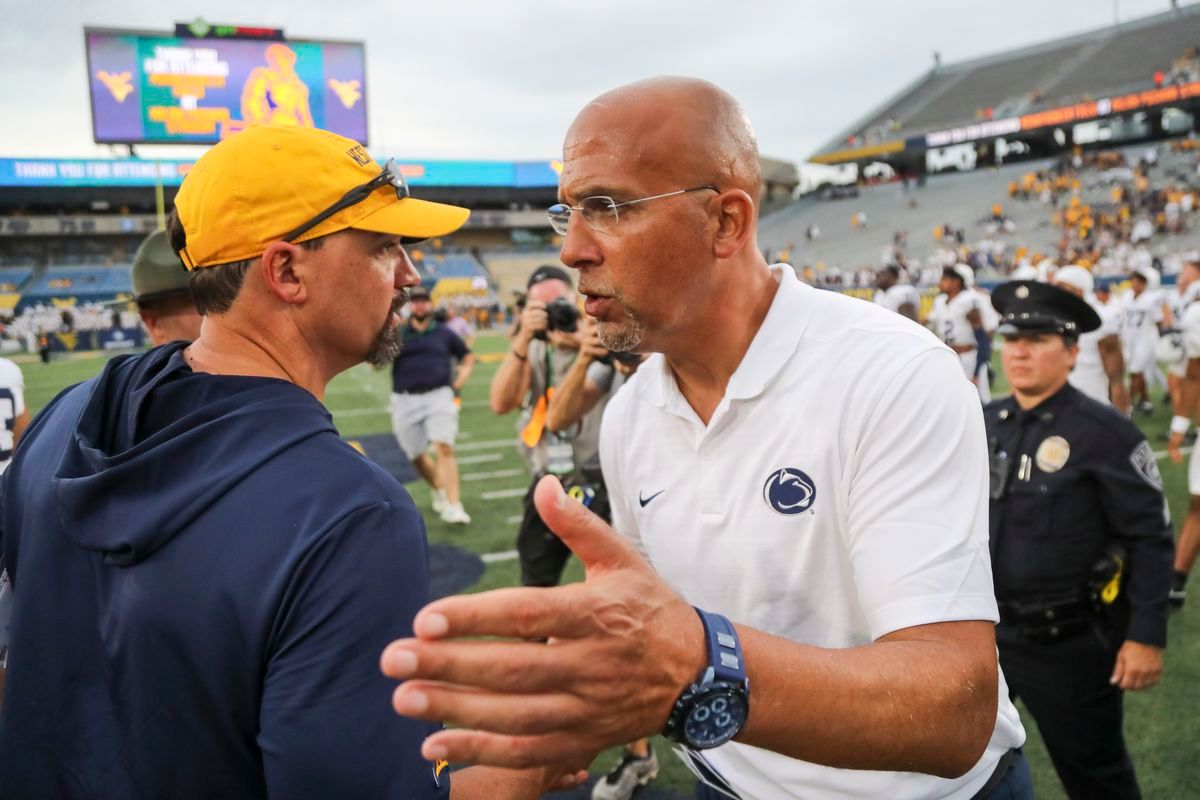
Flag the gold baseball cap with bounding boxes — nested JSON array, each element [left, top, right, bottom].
[[173, 126, 470, 270]]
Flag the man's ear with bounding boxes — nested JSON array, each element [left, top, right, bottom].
[[259, 241, 308, 306], [713, 189, 756, 260]]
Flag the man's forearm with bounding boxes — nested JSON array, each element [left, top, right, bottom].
[[489, 347, 529, 414], [737, 621, 997, 779], [454, 356, 477, 392], [1100, 336, 1130, 413], [546, 356, 594, 432]]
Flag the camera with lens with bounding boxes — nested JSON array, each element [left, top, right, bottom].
[[534, 298, 580, 340]]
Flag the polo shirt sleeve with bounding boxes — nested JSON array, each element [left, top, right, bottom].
[[586, 361, 616, 394], [446, 329, 471, 359], [259, 500, 449, 799], [599, 393, 646, 559], [844, 348, 999, 640]]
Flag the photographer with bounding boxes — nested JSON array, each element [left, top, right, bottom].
[[490, 266, 610, 587]]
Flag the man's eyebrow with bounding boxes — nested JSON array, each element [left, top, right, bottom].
[[559, 185, 624, 204]]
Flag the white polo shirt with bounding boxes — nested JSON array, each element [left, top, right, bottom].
[[600, 265, 1024, 800]]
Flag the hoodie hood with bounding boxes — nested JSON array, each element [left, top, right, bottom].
[[53, 343, 336, 565]]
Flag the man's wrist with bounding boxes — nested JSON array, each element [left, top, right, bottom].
[[1171, 414, 1191, 435]]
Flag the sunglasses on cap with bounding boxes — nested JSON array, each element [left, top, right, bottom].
[[281, 159, 411, 243]]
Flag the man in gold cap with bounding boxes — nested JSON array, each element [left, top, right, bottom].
[[130, 229, 202, 346], [0, 126, 578, 799]]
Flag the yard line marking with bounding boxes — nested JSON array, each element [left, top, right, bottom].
[[481, 487, 528, 500], [505, 514, 523, 525], [457, 452, 503, 465], [333, 408, 388, 418], [458, 438, 518, 452], [1152, 446, 1192, 460], [462, 468, 526, 482], [482, 549, 519, 564]]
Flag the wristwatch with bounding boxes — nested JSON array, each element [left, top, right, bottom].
[[662, 607, 750, 749]]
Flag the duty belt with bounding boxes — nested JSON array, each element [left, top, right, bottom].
[[997, 595, 1090, 643]]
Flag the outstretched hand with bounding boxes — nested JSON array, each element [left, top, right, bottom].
[[380, 475, 704, 770]]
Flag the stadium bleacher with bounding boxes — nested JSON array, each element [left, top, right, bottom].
[[762, 141, 1200, 285], [22, 265, 132, 300], [479, 248, 565, 300], [820, 5, 1200, 152], [414, 253, 488, 280], [0, 267, 33, 293]]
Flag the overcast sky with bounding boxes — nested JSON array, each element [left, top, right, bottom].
[[0, 0, 1192, 164]]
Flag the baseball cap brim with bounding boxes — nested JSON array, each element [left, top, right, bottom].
[[351, 197, 470, 243]]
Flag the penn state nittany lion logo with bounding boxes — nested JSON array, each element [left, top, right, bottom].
[[763, 468, 816, 515]]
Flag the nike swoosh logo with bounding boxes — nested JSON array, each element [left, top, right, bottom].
[[639, 489, 665, 508]]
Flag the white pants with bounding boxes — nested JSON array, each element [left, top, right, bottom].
[[1069, 368, 1110, 406], [958, 350, 991, 403]]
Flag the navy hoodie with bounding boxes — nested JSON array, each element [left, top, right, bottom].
[[0, 343, 450, 799]]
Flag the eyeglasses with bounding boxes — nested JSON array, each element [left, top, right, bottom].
[[547, 184, 720, 235], [281, 159, 411, 242]]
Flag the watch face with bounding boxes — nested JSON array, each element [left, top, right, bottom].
[[683, 687, 748, 748]]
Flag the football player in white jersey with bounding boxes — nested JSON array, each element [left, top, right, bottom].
[[1163, 272, 1200, 429], [0, 357, 27, 474], [0, 355, 26, 701], [1053, 267, 1131, 413], [929, 264, 991, 401], [873, 265, 919, 322], [1167, 260, 1200, 609], [1124, 268, 1170, 414]]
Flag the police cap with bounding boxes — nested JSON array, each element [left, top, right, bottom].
[[992, 280, 1101, 338]]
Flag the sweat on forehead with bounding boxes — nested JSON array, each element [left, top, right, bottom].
[[563, 76, 760, 193]]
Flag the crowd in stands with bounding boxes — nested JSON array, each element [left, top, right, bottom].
[[772, 144, 1200, 292]]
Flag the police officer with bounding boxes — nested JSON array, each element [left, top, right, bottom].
[[986, 280, 1175, 800], [131, 229, 202, 346]]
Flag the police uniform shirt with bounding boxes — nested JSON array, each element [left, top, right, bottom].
[[985, 385, 1174, 647], [929, 289, 982, 347], [872, 283, 919, 314], [600, 265, 1025, 800]]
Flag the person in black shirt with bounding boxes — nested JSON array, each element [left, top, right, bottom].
[[390, 287, 475, 524], [986, 280, 1175, 800]]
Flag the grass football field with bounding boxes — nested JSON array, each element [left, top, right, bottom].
[[14, 334, 1200, 799]]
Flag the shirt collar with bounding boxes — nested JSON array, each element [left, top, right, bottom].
[[637, 264, 814, 409]]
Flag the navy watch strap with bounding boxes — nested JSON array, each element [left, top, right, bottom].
[[693, 607, 746, 684]]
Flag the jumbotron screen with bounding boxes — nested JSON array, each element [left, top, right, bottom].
[[84, 28, 368, 145]]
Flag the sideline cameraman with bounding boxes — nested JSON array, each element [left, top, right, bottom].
[[490, 266, 608, 587]]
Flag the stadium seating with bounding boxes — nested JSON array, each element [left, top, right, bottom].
[[0, 267, 33, 293], [22, 265, 133, 299], [819, 6, 1200, 151], [760, 143, 1200, 282], [417, 253, 488, 280], [479, 249, 565, 300]]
